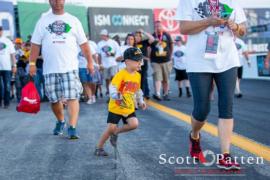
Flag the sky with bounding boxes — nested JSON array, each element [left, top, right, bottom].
[[3, 0, 270, 8]]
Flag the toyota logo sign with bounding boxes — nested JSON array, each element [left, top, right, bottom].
[[154, 9, 180, 34]]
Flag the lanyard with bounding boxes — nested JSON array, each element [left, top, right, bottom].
[[156, 32, 163, 42], [208, 0, 219, 16]]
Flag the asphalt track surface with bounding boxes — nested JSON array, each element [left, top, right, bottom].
[[0, 79, 269, 180]]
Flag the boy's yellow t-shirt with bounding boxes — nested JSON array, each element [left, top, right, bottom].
[[108, 69, 141, 116]]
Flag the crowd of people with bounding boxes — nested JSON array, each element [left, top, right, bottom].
[[0, 22, 251, 108], [0, 0, 263, 171], [0, 20, 193, 108]]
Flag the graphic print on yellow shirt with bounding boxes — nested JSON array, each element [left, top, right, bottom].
[[109, 69, 141, 116]]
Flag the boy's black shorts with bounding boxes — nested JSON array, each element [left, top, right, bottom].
[[107, 112, 136, 125]]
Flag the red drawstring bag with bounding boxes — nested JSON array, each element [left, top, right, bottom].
[[16, 81, 40, 114]]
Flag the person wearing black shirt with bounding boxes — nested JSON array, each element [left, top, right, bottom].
[[135, 29, 155, 99], [151, 21, 173, 101], [15, 39, 27, 102]]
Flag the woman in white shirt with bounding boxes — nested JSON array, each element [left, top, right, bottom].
[[176, 0, 247, 170]]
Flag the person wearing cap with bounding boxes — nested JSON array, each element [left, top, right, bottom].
[[95, 47, 147, 156], [0, 26, 17, 108], [97, 29, 120, 97], [173, 36, 191, 98]]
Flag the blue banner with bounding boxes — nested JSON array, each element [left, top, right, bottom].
[[0, 1, 16, 39], [244, 8, 270, 53]]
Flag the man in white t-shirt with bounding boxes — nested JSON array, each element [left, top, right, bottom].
[[29, 0, 94, 139], [97, 29, 120, 96], [234, 37, 250, 98], [176, 0, 247, 170], [0, 26, 17, 108]]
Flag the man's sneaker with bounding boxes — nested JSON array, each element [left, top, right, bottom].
[[217, 153, 241, 170], [153, 94, 162, 101], [189, 132, 205, 162], [110, 134, 118, 147], [68, 126, 80, 140], [53, 121, 65, 135], [163, 94, 171, 101], [94, 148, 109, 156]]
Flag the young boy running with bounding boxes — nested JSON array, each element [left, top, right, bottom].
[[95, 47, 147, 156]]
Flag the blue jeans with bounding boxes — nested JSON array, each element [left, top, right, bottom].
[[0, 71, 12, 106], [34, 68, 45, 99], [15, 67, 27, 102]]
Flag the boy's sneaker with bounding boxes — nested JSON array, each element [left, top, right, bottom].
[[53, 121, 65, 135], [68, 126, 80, 140], [189, 132, 205, 162], [110, 134, 118, 147], [217, 153, 241, 170], [94, 148, 109, 156]]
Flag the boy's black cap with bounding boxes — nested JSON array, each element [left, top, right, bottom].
[[123, 47, 143, 62]]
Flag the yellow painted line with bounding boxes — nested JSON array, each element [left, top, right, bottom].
[[147, 100, 270, 162]]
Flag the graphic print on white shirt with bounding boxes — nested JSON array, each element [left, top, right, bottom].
[[173, 45, 187, 70], [46, 20, 72, 41], [176, 0, 247, 73], [97, 39, 119, 68]]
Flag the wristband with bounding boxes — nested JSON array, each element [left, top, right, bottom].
[[234, 24, 240, 32], [29, 61, 36, 66]]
